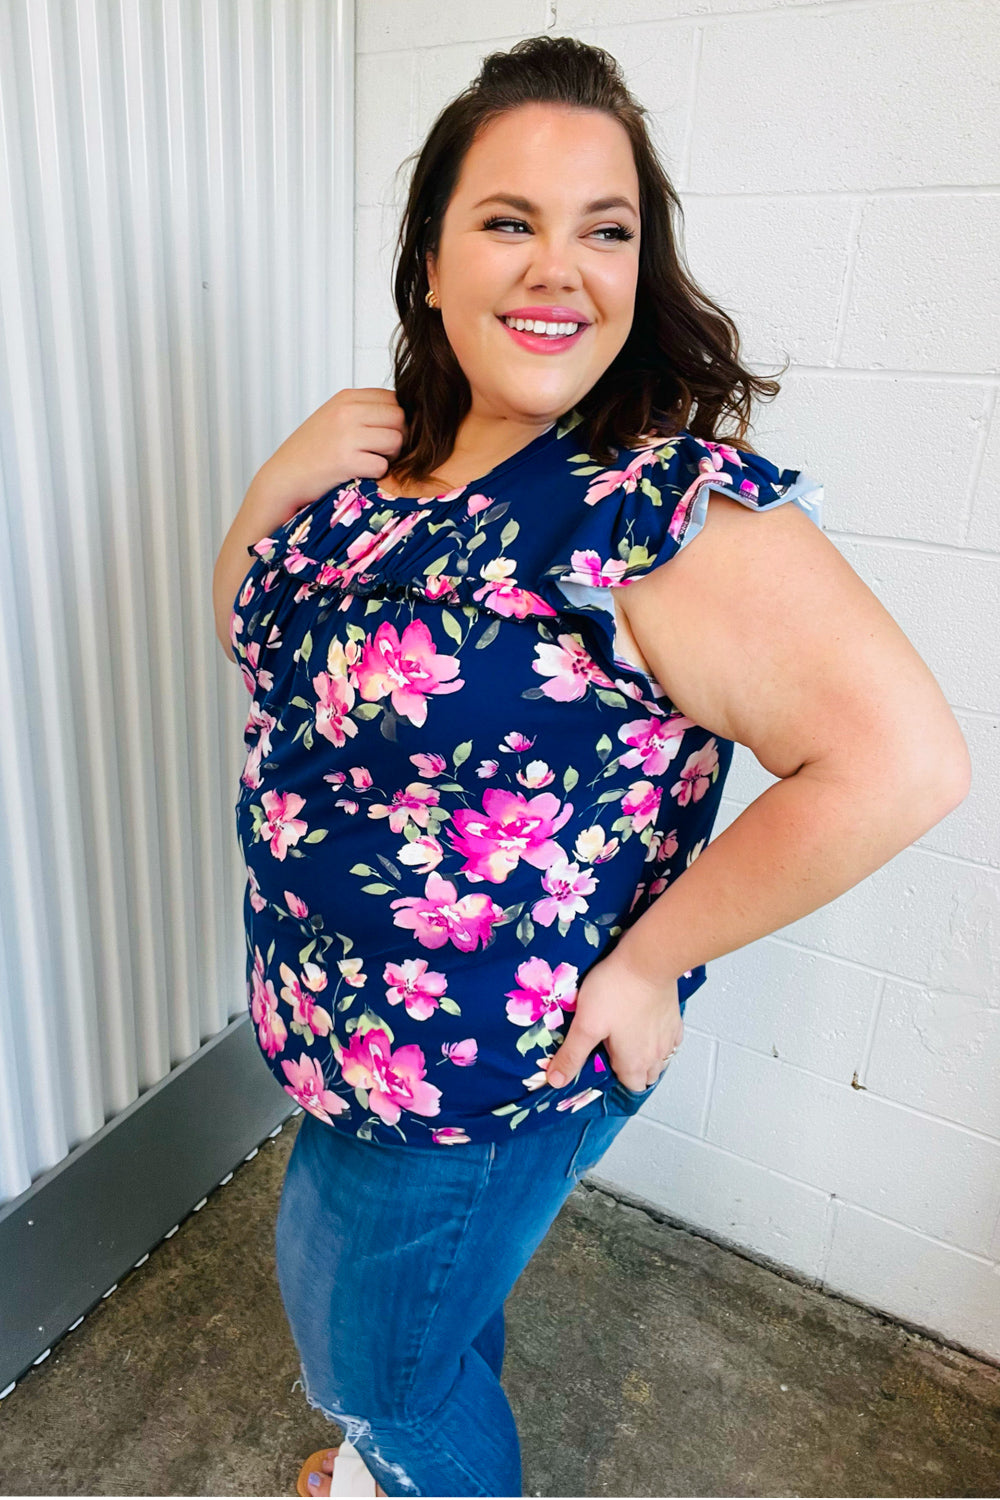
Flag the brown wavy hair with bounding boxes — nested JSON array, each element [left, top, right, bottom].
[[387, 34, 787, 485]]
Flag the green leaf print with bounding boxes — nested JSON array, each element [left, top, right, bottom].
[[361, 881, 393, 894], [555, 409, 584, 437], [508, 1109, 530, 1130], [345, 622, 366, 643], [438, 996, 462, 1016], [516, 914, 535, 945], [475, 618, 501, 649], [303, 828, 328, 842], [356, 1009, 394, 1042], [349, 863, 376, 875], [353, 702, 381, 719], [478, 502, 509, 526], [491, 1102, 522, 1116], [563, 766, 579, 792], [595, 734, 613, 762], [584, 922, 601, 947], [596, 788, 626, 803], [426, 553, 453, 577], [500, 519, 519, 548], [517, 1022, 554, 1058], [596, 690, 629, 709], [376, 854, 403, 881], [364, 598, 382, 614], [466, 530, 487, 552], [453, 740, 473, 768], [300, 630, 313, 663], [441, 609, 464, 644], [354, 1086, 369, 1109]]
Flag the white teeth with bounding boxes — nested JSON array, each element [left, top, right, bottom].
[[502, 316, 582, 337]]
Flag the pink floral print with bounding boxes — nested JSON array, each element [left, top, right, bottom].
[[355, 619, 463, 727], [390, 870, 505, 951], [232, 415, 822, 1146], [448, 788, 575, 883]]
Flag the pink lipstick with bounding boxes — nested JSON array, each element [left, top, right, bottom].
[[497, 305, 591, 355]]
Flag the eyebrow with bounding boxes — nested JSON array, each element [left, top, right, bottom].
[[472, 192, 639, 217]]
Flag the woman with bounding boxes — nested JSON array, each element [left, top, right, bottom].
[[213, 35, 970, 1500]]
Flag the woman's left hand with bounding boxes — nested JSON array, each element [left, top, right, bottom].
[[543, 952, 683, 1092]]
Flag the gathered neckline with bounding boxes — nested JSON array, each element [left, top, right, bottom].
[[372, 417, 565, 503]]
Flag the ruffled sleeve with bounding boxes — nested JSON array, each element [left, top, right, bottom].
[[532, 428, 824, 695]]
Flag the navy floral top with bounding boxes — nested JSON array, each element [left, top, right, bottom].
[[230, 410, 823, 1147]]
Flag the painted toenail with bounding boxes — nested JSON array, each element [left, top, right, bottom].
[[308, 1473, 321, 1489]]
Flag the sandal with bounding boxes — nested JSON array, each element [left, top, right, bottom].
[[295, 1440, 378, 1497]]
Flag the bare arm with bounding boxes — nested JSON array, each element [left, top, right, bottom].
[[212, 388, 407, 665], [212, 471, 288, 662], [609, 493, 971, 986]]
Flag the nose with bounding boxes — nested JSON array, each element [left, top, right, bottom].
[[524, 233, 582, 294]]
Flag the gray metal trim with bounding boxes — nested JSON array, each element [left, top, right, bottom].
[[0, 1014, 294, 1394]]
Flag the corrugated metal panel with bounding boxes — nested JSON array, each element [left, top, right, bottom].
[[0, 0, 354, 1205]]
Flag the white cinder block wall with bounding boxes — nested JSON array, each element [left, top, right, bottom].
[[352, 0, 1000, 1362]]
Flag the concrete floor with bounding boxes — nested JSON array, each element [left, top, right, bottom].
[[1, 1113, 998, 1498]]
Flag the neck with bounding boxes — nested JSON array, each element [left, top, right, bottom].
[[429, 411, 555, 485]]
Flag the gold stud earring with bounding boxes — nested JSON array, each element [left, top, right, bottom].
[[425, 288, 438, 309]]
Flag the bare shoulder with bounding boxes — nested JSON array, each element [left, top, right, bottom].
[[616, 493, 966, 784]]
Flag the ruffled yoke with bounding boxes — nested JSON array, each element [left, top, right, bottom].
[[239, 420, 823, 703]]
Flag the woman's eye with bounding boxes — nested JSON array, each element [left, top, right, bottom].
[[480, 216, 635, 242], [594, 224, 636, 242]]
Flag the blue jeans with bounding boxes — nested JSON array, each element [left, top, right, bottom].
[[274, 1076, 659, 1497]]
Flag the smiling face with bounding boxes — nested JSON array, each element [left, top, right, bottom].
[[426, 102, 641, 428]]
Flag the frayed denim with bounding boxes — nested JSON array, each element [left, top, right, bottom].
[[274, 1077, 658, 1497]]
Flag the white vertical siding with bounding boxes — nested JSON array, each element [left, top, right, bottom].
[[0, 0, 354, 1205]]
